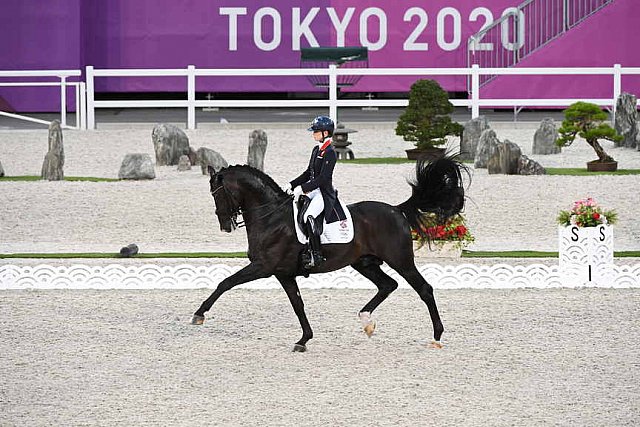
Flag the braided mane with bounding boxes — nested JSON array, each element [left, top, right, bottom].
[[224, 164, 287, 198]]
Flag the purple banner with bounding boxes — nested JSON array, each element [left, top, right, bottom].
[[0, 0, 638, 112]]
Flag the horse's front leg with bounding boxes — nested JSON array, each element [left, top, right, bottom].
[[191, 263, 268, 324], [276, 275, 313, 352]]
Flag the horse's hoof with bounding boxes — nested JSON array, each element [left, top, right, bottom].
[[429, 340, 443, 349], [292, 344, 307, 352], [191, 315, 205, 325], [363, 322, 376, 338]]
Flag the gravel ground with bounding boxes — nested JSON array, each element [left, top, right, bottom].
[[1, 287, 638, 426], [1, 122, 639, 426], [1, 122, 640, 255]]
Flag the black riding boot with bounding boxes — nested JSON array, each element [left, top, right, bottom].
[[303, 215, 325, 269]]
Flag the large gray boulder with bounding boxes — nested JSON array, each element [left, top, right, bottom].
[[533, 118, 560, 154], [474, 129, 501, 168], [460, 116, 490, 161], [118, 153, 156, 180], [151, 123, 190, 166], [487, 140, 521, 175], [197, 147, 228, 175], [518, 155, 546, 175], [247, 129, 268, 171], [0, 159, 4, 177], [614, 92, 639, 149], [41, 120, 64, 181]]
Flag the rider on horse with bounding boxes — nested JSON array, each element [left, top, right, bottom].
[[287, 115, 338, 269]]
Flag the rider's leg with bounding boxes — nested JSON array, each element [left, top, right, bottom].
[[303, 191, 325, 269]]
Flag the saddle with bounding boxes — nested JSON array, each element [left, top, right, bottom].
[[292, 196, 354, 245]]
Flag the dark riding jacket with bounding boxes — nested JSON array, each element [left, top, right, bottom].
[[290, 140, 343, 223]]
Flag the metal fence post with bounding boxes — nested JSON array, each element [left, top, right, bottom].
[[612, 63, 622, 122], [86, 66, 95, 129], [59, 76, 67, 128], [187, 65, 196, 130], [471, 64, 480, 118], [79, 82, 87, 130], [328, 64, 338, 123]]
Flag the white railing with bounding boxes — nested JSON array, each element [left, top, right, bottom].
[[0, 70, 85, 129], [86, 64, 640, 129]]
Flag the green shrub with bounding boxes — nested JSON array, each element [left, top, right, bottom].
[[395, 79, 463, 150], [557, 101, 622, 162]]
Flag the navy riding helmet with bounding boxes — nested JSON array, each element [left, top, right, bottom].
[[308, 115, 335, 133]]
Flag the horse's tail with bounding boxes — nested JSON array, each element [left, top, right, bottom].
[[396, 152, 469, 241]]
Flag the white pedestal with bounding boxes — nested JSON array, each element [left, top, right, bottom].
[[413, 241, 462, 258], [558, 225, 615, 286]]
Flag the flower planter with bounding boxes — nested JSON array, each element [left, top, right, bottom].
[[413, 241, 462, 258], [405, 147, 445, 161], [558, 225, 614, 286], [586, 160, 618, 172]]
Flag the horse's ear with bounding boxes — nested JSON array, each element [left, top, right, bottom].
[[207, 165, 216, 177]]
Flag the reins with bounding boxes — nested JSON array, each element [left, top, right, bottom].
[[212, 183, 291, 228]]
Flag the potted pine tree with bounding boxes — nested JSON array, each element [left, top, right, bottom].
[[396, 79, 463, 160], [556, 101, 623, 172]]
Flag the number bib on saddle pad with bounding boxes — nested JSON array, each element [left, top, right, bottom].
[[292, 198, 354, 244]]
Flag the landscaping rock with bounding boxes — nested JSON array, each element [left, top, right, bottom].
[[533, 118, 560, 154], [614, 92, 639, 149], [118, 153, 155, 180], [151, 123, 191, 166], [487, 140, 521, 175], [197, 147, 228, 175], [518, 155, 546, 175], [41, 120, 64, 181], [460, 116, 490, 161], [247, 129, 268, 171], [474, 129, 500, 168], [177, 155, 191, 171]]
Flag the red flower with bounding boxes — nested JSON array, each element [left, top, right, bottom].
[[592, 212, 600, 220]]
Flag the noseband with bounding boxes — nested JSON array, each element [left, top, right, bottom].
[[211, 180, 291, 229]]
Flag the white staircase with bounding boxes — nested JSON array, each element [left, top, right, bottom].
[[467, 0, 616, 88]]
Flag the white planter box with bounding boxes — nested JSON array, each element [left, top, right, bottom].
[[413, 241, 462, 258], [558, 225, 615, 286]]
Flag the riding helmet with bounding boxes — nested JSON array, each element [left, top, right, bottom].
[[308, 115, 335, 133]]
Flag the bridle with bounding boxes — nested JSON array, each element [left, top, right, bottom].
[[211, 180, 291, 229]]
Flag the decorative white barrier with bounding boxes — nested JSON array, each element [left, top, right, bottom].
[[1, 263, 639, 290], [558, 225, 615, 286]]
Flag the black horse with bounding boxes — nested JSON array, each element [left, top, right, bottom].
[[192, 154, 467, 351]]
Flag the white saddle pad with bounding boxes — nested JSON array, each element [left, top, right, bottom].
[[293, 199, 354, 244]]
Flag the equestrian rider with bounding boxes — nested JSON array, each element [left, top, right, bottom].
[[287, 115, 338, 269]]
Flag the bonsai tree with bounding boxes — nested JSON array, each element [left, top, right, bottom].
[[556, 101, 622, 163], [395, 79, 463, 150]]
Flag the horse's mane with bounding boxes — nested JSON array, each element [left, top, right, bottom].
[[224, 164, 287, 197]]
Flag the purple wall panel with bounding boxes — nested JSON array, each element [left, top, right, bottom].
[[0, 0, 637, 112]]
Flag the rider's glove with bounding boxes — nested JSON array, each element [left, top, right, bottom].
[[282, 183, 293, 195], [293, 186, 304, 199]]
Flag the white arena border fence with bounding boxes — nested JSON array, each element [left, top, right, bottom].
[[85, 63, 640, 129], [1, 263, 639, 290], [0, 70, 85, 129]]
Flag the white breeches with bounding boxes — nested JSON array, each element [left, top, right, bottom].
[[305, 188, 324, 219]]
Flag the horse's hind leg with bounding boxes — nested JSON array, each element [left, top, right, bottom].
[[393, 264, 444, 347], [276, 275, 313, 352], [352, 257, 399, 338]]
